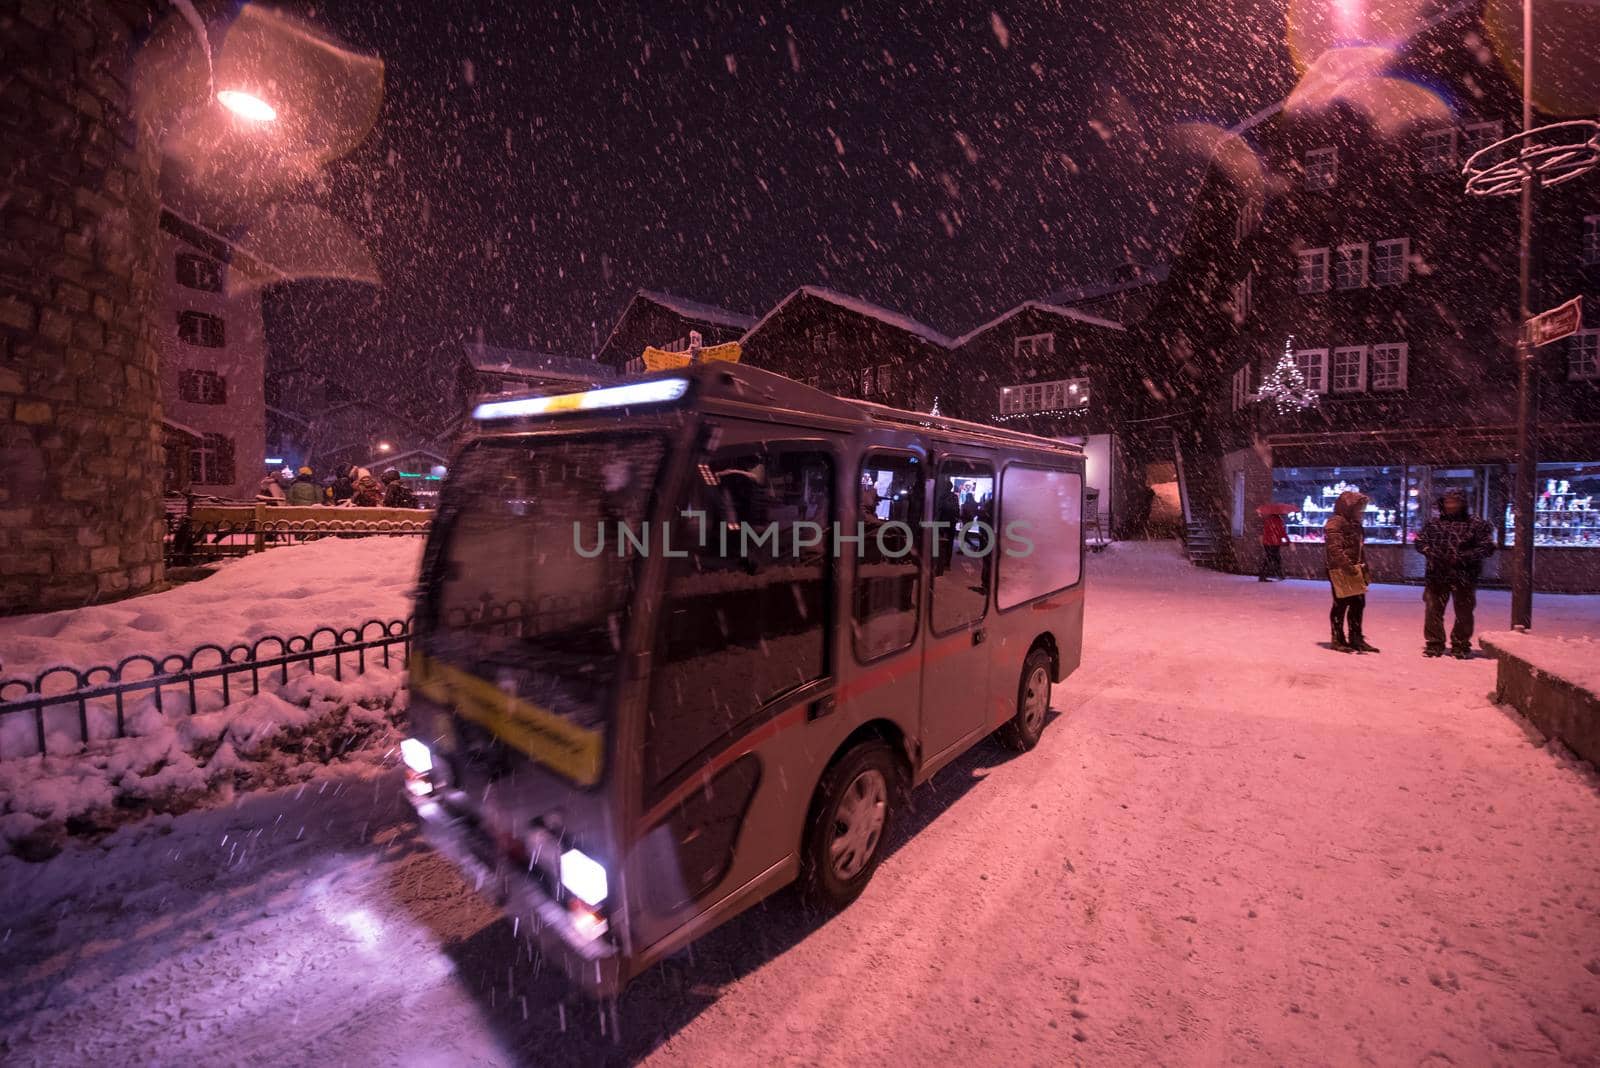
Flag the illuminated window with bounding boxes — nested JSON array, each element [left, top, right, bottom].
[[1373, 238, 1409, 285], [1329, 346, 1367, 393], [1334, 243, 1368, 290], [1583, 215, 1599, 267], [998, 377, 1089, 415], [1419, 128, 1457, 173], [1296, 247, 1329, 293], [1370, 342, 1409, 391], [1304, 146, 1337, 190]]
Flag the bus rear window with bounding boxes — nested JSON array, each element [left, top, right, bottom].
[[998, 465, 1082, 609]]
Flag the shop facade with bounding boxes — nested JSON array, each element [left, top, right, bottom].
[[1223, 430, 1600, 593]]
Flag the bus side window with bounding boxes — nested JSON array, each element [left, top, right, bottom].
[[646, 443, 834, 791], [997, 465, 1083, 609], [853, 453, 921, 660], [930, 458, 994, 634]]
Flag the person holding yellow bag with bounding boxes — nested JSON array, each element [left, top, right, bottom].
[[1324, 489, 1378, 653]]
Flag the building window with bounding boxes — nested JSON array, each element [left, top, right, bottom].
[[998, 376, 1091, 416], [1236, 197, 1259, 242], [1329, 346, 1367, 393], [190, 432, 236, 485], [1370, 342, 1409, 391], [1572, 330, 1600, 380], [1230, 272, 1253, 323], [1230, 364, 1252, 410], [178, 369, 227, 404], [1373, 238, 1409, 285], [1334, 243, 1368, 290], [1304, 146, 1337, 190], [1294, 348, 1329, 394], [175, 252, 223, 293], [1461, 120, 1504, 160], [1296, 247, 1330, 293], [1583, 215, 1600, 267], [1419, 128, 1457, 173], [811, 329, 839, 355], [177, 310, 225, 347], [1014, 333, 1055, 361]]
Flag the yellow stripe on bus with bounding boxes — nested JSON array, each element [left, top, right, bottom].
[[409, 653, 605, 786]]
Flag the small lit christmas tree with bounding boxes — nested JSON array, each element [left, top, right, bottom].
[[929, 395, 942, 417], [1257, 335, 1319, 413]]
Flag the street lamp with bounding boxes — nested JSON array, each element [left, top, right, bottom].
[[376, 441, 393, 454], [217, 89, 277, 122]]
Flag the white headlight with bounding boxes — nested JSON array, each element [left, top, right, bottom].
[[560, 848, 608, 907], [400, 738, 433, 775]]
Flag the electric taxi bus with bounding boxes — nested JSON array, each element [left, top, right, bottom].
[[402, 362, 1085, 995]]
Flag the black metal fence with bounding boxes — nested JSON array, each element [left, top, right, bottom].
[[0, 618, 413, 760]]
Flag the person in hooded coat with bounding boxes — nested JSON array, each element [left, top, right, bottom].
[[1323, 489, 1377, 652], [1258, 511, 1289, 581], [1415, 488, 1496, 658], [330, 463, 355, 504], [348, 467, 384, 507], [380, 468, 419, 509]]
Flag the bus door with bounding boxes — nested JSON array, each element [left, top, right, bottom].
[[626, 427, 836, 952], [919, 454, 997, 768], [850, 447, 926, 745]]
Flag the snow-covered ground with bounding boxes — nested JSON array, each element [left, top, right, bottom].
[[2, 541, 1598, 1065]]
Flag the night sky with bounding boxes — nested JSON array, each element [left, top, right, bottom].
[[264, 0, 1298, 423]]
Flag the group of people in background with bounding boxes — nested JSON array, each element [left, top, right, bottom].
[[1259, 489, 1496, 658], [254, 463, 420, 509]]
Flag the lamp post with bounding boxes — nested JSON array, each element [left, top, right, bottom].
[[1462, 2, 1600, 631]]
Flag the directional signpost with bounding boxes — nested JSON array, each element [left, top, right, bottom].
[[1528, 295, 1583, 348]]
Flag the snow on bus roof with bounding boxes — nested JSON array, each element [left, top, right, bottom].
[[743, 285, 954, 348]]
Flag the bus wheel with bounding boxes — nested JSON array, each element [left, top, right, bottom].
[[997, 648, 1053, 752], [801, 740, 899, 909]]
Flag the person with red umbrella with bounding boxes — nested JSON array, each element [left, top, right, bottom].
[[1257, 502, 1293, 582]]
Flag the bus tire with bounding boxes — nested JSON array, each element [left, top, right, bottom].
[[800, 740, 899, 910], [997, 647, 1053, 752]]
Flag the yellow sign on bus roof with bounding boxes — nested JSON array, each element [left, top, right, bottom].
[[642, 341, 741, 372]]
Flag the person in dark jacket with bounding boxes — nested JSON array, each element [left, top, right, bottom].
[[1415, 489, 1496, 658], [1324, 489, 1377, 652], [380, 468, 419, 509], [348, 466, 384, 507], [287, 465, 321, 506], [1258, 511, 1288, 581], [330, 463, 355, 504]]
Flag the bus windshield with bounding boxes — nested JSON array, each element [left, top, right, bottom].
[[416, 432, 666, 781]]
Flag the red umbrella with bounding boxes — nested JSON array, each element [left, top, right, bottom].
[[1257, 502, 1296, 516]]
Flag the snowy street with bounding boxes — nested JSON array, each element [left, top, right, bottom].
[[2, 542, 1597, 1066]]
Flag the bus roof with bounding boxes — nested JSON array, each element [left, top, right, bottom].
[[472, 362, 1084, 458]]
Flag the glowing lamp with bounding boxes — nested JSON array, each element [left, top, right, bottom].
[[217, 90, 277, 122]]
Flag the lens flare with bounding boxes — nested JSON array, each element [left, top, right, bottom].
[[217, 89, 276, 121]]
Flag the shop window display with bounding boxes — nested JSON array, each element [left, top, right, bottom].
[[1271, 466, 1405, 544], [1503, 462, 1600, 547]]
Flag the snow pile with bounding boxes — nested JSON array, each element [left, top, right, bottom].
[[1479, 630, 1600, 694], [0, 535, 423, 683], [0, 666, 407, 860]]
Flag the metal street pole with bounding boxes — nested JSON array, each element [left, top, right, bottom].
[[1509, 0, 1537, 630]]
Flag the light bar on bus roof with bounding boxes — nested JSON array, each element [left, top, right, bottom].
[[472, 378, 689, 421]]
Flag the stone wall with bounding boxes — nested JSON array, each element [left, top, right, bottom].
[[0, 1, 166, 613]]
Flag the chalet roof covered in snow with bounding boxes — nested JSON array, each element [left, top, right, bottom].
[[634, 290, 757, 330], [951, 300, 1127, 348], [463, 342, 612, 381], [744, 285, 954, 348]]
